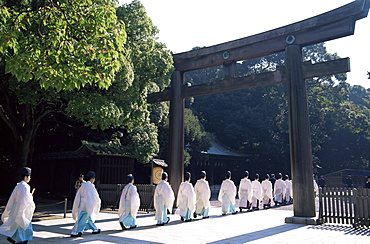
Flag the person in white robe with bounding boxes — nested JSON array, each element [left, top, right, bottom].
[[193, 171, 211, 219], [177, 172, 196, 222], [0, 167, 35, 244], [313, 175, 319, 197], [154, 172, 175, 226], [273, 173, 286, 205], [118, 174, 140, 230], [238, 171, 252, 212], [284, 175, 293, 204], [218, 171, 237, 215], [261, 174, 273, 209], [71, 171, 101, 237], [251, 174, 262, 210]]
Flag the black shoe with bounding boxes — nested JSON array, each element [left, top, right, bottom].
[[180, 216, 184, 221], [202, 216, 209, 219], [222, 213, 226, 216], [120, 222, 127, 230], [184, 218, 192, 222], [156, 222, 164, 226], [130, 225, 137, 229], [92, 229, 101, 234], [71, 232, 82, 237], [165, 217, 170, 224], [6, 237, 15, 244], [193, 212, 197, 218], [239, 208, 243, 212], [232, 211, 238, 215]]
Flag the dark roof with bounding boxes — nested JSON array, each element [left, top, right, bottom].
[[34, 140, 130, 160], [202, 140, 249, 158]]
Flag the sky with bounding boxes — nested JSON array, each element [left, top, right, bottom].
[[119, 0, 370, 88]]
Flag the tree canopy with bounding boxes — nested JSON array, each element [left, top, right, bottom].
[[186, 43, 370, 175], [0, 0, 174, 193]]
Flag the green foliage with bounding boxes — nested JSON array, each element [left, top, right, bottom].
[[0, 0, 129, 91], [186, 43, 370, 174], [0, 0, 174, 169]]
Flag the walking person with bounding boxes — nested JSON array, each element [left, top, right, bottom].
[[74, 174, 85, 192], [270, 174, 276, 191], [193, 171, 211, 219], [318, 175, 326, 188], [218, 171, 238, 215], [261, 174, 273, 209], [365, 176, 370, 188], [251, 174, 262, 210], [177, 172, 196, 222], [154, 172, 175, 226], [71, 171, 101, 237], [238, 171, 252, 212], [273, 173, 286, 206], [284, 175, 293, 204], [118, 174, 140, 230], [0, 167, 35, 244]]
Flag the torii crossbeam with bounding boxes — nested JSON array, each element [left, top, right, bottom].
[[148, 0, 369, 220]]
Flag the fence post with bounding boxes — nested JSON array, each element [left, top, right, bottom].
[[353, 188, 358, 228], [64, 198, 67, 218], [318, 187, 323, 224]]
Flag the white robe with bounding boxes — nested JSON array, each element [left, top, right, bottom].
[[194, 179, 211, 213], [238, 178, 252, 208], [154, 180, 175, 221], [313, 179, 319, 196], [118, 183, 140, 221], [176, 181, 196, 217], [252, 180, 262, 205], [218, 179, 236, 210], [261, 179, 273, 203], [72, 181, 101, 222], [274, 179, 286, 203], [284, 180, 293, 201], [0, 181, 35, 237]]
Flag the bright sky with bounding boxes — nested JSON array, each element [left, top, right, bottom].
[[119, 0, 370, 88]]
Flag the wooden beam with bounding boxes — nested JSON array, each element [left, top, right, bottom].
[[173, 0, 368, 72], [147, 58, 350, 103]]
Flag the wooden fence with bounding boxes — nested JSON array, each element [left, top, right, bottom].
[[97, 184, 155, 212], [318, 187, 370, 228]]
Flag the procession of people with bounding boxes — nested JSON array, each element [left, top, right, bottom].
[[1, 166, 337, 243]]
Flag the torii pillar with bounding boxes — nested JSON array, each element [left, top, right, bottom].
[[168, 71, 184, 203], [285, 44, 316, 220]]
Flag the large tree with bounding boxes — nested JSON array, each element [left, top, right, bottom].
[[0, 0, 173, 192]]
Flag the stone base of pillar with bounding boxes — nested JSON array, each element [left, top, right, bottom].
[[285, 215, 322, 225]]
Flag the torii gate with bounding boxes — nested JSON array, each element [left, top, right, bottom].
[[148, 0, 369, 221]]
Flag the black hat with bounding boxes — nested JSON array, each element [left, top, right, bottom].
[[200, 171, 207, 178], [127, 174, 134, 183], [244, 171, 249, 177], [278, 173, 283, 179], [21, 167, 31, 176], [266, 174, 270, 179], [86, 171, 96, 178], [185, 172, 191, 181], [255, 173, 259, 179], [162, 172, 168, 180], [226, 171, 231, 178]]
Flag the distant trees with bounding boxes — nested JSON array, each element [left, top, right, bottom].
[[186, 43, 370, 174]]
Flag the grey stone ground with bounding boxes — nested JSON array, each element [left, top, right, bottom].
[[1, 198, 369, 244]]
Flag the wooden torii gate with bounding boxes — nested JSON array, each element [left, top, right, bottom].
[[148, 0, 369, 221]]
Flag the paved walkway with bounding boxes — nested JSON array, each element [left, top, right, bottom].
[[1, 206, 369, 244]]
